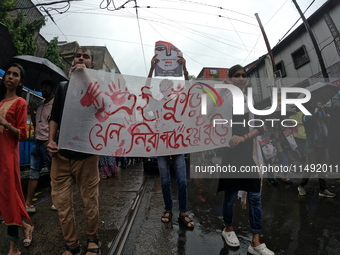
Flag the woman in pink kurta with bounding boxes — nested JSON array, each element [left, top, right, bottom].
[[0, 63, 33, 255]]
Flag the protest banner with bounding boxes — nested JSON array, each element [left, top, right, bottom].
[[58, 68, 232, 156]]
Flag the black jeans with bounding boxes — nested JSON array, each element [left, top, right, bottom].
[[300, 147, 328, 191], [8, 225, 19, 241]]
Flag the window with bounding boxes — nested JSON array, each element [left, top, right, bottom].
[[210, 69, 218, 75], [291, 45, 310, 69], [275, 60, 286, 77]]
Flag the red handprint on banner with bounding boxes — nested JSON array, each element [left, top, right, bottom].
[[80, 82, 102, 108], [105, 79, 128, 106]]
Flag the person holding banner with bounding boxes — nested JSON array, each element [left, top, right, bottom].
[[148, 54, 194, 229], [47, 48, 101, 255], [217, 65, 274, 255]]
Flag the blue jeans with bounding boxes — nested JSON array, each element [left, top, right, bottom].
[[157, 154, 187, 212], [30, 140, 52, 179], [223, 189, 262, 234]]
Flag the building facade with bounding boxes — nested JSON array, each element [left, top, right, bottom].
[[197, 67, 229, 80], [247, 0, 340, 108]]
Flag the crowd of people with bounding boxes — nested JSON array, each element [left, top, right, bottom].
[[0, 46, 337, 255]]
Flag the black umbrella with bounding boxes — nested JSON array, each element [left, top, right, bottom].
[[0, 23, 17, 69], [13, 55, 68, 91], [298, 82, 339, 105]]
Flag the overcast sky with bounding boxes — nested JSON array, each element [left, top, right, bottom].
[[33, 0, 328, 77]]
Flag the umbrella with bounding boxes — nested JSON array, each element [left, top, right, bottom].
[[331, 91, 340, 107], [263, 104, 296, 118], [298, 82, 339, 105], [0, 23, 17, 69], [13, 55, 68, 91]]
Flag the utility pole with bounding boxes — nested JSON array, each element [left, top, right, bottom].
[[292, 0, 329, 79], [255, 13, 276, 72], [255, 13, 276, 104]]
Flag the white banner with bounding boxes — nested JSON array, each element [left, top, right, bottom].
[[58, 68, 232, 156]]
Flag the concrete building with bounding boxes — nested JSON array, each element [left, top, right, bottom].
[[11, 1, 120, 74], [13, 0, 49, 57], [58, 42, 121, 75], [247, 0, 340, 108], [197, 67, 229, 80]]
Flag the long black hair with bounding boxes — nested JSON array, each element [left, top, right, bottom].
[[0, 63, 25, 101]]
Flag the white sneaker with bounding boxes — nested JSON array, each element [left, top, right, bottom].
[[50, 204, 57, 211], [318, 189, 335, 198], [26, 205, 36, 213], [221, 230, 240, 247], [248, 243, 274, 255], [298, 186, 306, 196]]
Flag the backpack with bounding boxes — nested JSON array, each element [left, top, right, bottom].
[[312, 116, 329, 148]]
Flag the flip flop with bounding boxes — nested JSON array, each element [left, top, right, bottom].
[[23, 225, 34, 247]]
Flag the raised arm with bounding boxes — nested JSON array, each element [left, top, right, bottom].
[[177, 56, 189, 80], [148, 54, 159, 78]]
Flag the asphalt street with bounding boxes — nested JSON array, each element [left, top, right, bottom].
[[1, 158, 339, 255]]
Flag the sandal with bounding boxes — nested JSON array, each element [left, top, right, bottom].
[[221, 230, 240, 247], [23, 225, 34, 247], [65, 244, 82, 255], [86, 238, 101, 255], [178, 212, 194, 229], [161, 211, 172, 223]]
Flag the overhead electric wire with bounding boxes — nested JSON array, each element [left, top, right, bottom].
[[33, 0, 70, 41], [222, 9, 251, 56], [35, 0, 320, 75], [264, 0, 289, 26], [134, 0, 148, 75], [99, 0, 135, 11], [10, 0, 79, 12], [126, 6, 259, 27], [276, 0, 316, 45], [142, 8, 258, 53], [147, 17, 236, 59], [164, 0, 256, 19]]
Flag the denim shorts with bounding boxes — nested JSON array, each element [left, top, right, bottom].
[[30, 140, 52, 179]]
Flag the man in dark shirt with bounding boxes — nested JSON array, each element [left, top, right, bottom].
[[47, 47, 101, 255], [298, 102, 335, 198]]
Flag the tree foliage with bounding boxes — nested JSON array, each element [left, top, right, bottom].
[[44, 37, 65, 70], [0, 0, 15, 20], [0, 0, 45, 55], [211, 71, 220, 80], [188, 74, 196, 80]]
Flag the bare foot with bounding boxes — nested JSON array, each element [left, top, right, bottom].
[[7, 251, 21, 255], [8, 240, 21, 255]]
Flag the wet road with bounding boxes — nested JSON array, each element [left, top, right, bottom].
[[1, 159, 339, 254]]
